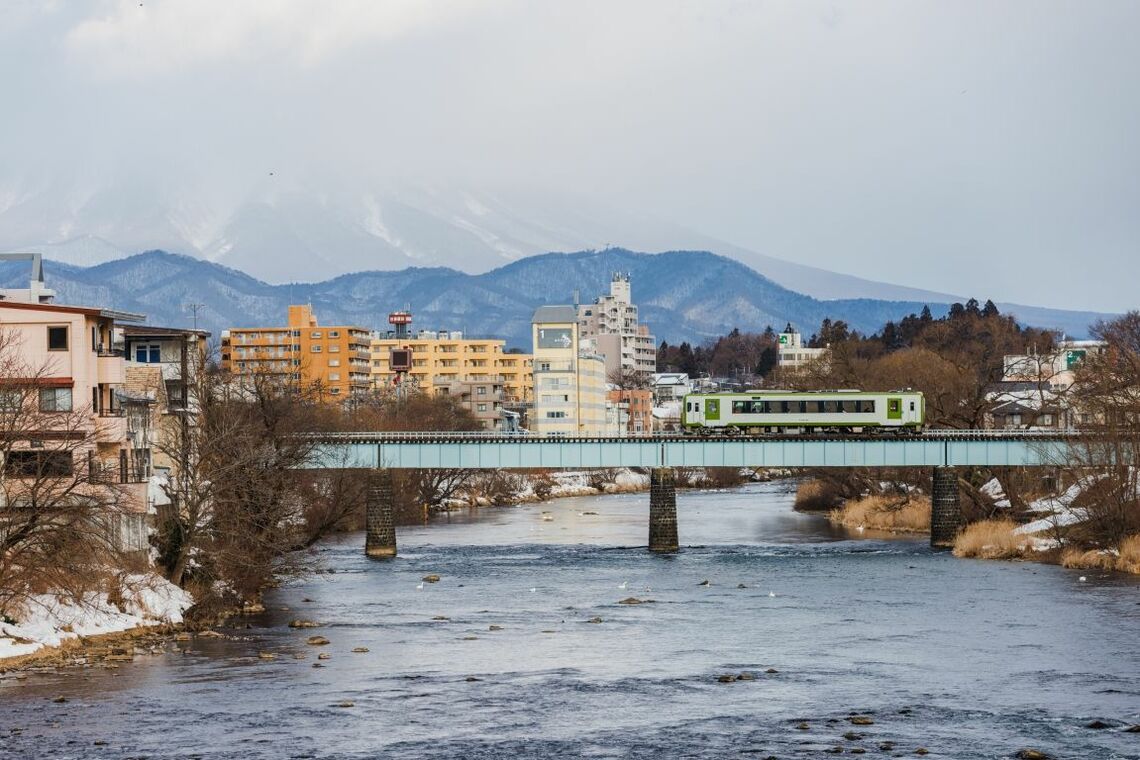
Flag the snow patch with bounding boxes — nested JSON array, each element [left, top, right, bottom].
[[0, 574, 194, 661]]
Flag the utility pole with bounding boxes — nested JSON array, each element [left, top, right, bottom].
[[185, 302, 205, 330]]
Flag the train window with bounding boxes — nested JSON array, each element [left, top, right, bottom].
[[806, 401, 821, 413], [824, 400, 838, 413], [798, 400, 807, 413], [779, 400, 790, 413], [733, 400, 747, 414], [909, 401, 916, 411], [841, 400, 857, 413], [857, 400, 875, 413], [686, 402, 691, 412], [758, 401, 770, 413]]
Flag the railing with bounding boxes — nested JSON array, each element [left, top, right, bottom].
[[303, 428, 1093, 443]]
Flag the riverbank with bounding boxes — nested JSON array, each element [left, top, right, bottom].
[[0, 573, 194, 669]]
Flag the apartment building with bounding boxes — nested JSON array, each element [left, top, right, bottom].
[[370, 331, 533, 427], [0, 267, 151, 549], [532, 306, 607, 436], [578, 273, 657, 380], [221, 305, 371, 399], [776, 323, 828, 369], [606, 388, 652, 435]]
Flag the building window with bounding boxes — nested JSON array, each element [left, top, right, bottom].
[[4, 450, 73, 477], [311, 331, 322, 338], [311, 345, 322, 353], [477, 403, 487, 412], [329, 373, 340, 381], [47, 326, 68, 351], [134, 344, 161, 363], [329, 330, 340, 338], [546, 411, 566, 419], [329, 359, 341, 367], [476, 386, 487, 395], [328, 345, 340, 353], [39, 387, 73, 412]]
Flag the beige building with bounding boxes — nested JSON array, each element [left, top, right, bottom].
[[370, 331, 533, 428], [532, 306, 607, 436], [578, 273, 656, 380], [777, 323, 828, 369]]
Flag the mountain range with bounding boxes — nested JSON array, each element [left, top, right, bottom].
[[0, 248, 1110, 349]]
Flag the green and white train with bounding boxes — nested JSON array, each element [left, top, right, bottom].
[[681, 390, 925, 435]]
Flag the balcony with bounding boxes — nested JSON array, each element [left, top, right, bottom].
[[95, 413, 127, 443], [97, 354, 125, 385]]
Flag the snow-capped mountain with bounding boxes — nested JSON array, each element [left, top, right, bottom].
[[1, 176, 968, 306]]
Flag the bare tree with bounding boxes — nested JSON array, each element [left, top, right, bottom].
[[0, 329, 130, 617]]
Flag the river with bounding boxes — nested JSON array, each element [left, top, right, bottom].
[[2, 482, 1139, 759]]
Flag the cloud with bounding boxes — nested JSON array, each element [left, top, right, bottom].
[[64, 0, 493, 76]]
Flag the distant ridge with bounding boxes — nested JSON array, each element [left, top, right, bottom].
[[0, 249, 1111, 347]]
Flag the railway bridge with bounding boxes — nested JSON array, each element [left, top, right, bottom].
[[302, 431, 1083, 556]]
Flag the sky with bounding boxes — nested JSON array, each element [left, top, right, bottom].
[[1, 1, 1138, 311]]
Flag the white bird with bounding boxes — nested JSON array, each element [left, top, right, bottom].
[[618, 581, 628, 590], [1079, 576, 1087, 582], [530, 587, 537, 593], [768, 591, 777, 598], [416, 582, 424, 591]]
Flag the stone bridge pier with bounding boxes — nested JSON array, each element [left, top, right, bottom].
[[649, 467, 679, 553], [931, 466, 964, 548], [365, 469, 397, 559]]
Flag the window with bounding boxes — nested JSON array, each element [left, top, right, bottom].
[[476, 386, 487, 395], [841, 400, 857, 413], [888, 399, 901, 415], [4, 451, 73, 477], [328, 345, 340, 353], [329, 330, 340, 338], [329, 373, 340, 381], [329, 359, 341, 367], [39, 387, 73, 412], [477, 403, 488, 412], [856, 400, 876, 413], [292, 330, 301, 337], [47, 326, 68, 351], [539, 362, 551, 371], [311, 345, 322, 353], [134, 344, 161, 363], [311, 331, 322, 338], [0, 389, 24, 411], [329, 387, 341, 394], [806, 401, 822, 413], [1039, 414, 1054, 426], [546, 411, 566, 419]]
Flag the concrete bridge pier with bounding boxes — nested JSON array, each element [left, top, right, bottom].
[[649, 467, 679, 553], [930, 466, 963, 549], [365, 469, 397, 559]]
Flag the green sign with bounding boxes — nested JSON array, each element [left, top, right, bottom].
[[779, 335, 789, 345]]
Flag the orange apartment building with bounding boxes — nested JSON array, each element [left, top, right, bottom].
[[221, 305, 371, 399]]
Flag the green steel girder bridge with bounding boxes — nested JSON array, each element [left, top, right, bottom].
[[304, 431, 1089, 557]]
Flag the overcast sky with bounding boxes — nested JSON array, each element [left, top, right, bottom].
[[1, 1, 1138, 311]]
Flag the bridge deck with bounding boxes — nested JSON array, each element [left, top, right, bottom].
[[308, 432, 1077, 469]]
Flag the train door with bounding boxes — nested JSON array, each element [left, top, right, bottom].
[[886, 397, 902, 421], [705, 398, 720, 422]]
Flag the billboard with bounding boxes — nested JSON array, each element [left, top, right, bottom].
[[537, 327, 573, 349], [389, 348, 413, 371]]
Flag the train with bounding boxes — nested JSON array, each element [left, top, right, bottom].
[[680, 389, 925, 435]]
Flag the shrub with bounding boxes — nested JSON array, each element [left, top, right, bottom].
[[828, 495, 931, 533], [1060, 547, 1117, 571], [952, 519, 1031, 559], [795, 479, 844, 511], [1118, 535, 1140, 575]]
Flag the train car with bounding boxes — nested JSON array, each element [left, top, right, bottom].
[[680, 389, 924, 435]]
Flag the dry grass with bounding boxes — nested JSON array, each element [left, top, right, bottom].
[[1060, 547, 1117, 571], [1118, 535, 1140, 575], [952, 519, 1032, 559], [1059, 535, 1140, 575], [795, 479, 843, 511], [828, 495, 931, 534]]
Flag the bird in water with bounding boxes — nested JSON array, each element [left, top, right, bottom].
[[416, 582, 424, 591], [618, 581, 627, 590], [529, 587, 537, 593], [1079, 576, 1087, 582], [768, 591, 777, 597]]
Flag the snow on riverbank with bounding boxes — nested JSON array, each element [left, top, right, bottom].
[[0, 574, 194, 661]]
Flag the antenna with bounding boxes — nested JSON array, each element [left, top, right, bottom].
[[185, 302, 206, 330]]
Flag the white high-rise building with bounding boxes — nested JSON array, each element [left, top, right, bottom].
[[577, 273, 656, 380]]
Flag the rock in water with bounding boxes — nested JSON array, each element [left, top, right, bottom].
[[1015, 751, 1050, 760], [288, 620, 320, 629], [306, 636, 330, 646], [1085, 720, 1111, 729], [848, 716, 874, 725], [352, 647, 369, 653], [716, 674, 736, 683], [422, 574, 441, 583]]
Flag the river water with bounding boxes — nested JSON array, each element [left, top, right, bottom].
[[2, 482, 1139, 760]]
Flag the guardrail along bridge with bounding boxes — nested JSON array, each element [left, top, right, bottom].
[[304, 431, 1082, 557]]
